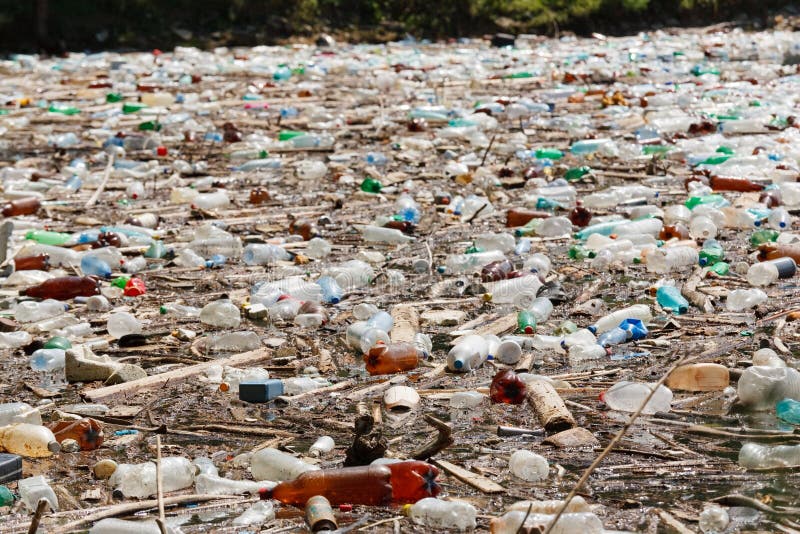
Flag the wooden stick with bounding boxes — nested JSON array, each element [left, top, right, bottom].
[[84, 154, 115, 208], [390, 304, 418, 344], [28, 499, 50, 534], [155, 436, 166, 530], [83, 348, 273, 402], [432, 459, 504, 494], [411, 415, 454, 460], [526, 379, 576, 434]]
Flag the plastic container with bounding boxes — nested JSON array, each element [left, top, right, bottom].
[[0, 423, 60, 457], [18, 475, 58, 511], [109, 457, 195, 498], [737, 366, 800, 410], [408, 498, 477, 531], [726, 289, 768, 311], [250, 448, 320, 482], [602, 381, 672, 414], [508, 450, 549, 482]]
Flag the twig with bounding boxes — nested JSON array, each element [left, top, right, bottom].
[[155, 435, 167, 534], [481, 133, 497, 166], [28, 499, 50, 534], [411, 414, 453, 460], [516, 503, 533, 534], [84, 154, 115, 208], [543, 350, 686, 534]]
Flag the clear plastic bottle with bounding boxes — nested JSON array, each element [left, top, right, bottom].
[[645, 246, 699, 273], [485, 275, 542, 305], [89, 518, 174, 534], [359, 225, 414, 244], [739, 442, 800, 469], [602, 381, 673, 414], [450, 391, 485, 409], [18, 475, 58, 511], [195, 473, 266, 495], [243, 244, 291, 265], [309, 435, 335, 457], [752, 348, 786, 368], [233, 501, 276, 526], [508, 496, 590, 514], [737, 366, 800, 410], [192, 190, 231, 210], [490, 511, 603, 534], [746, 258, 796, 286], [616, 218, 663, 237], [689, 215, 718, 240], [475, 232, 516, 253], [508, 450, 549, 482], [206, 331, 261, 353], [447, 334, 489, 372], [160, 302, 201, 318], [589, 304, 652, 334], [726, 289, 768, 311], [15, 299, 66, 323], [250, 448, 320, 482], [408, 498, 477, 530], [0, 402, 41, 426], [200, 298, 241, 328], [106, 312, 143, 339], [0, 423, 60, 457], [768, 207, 791, 230], [444, 250, 506, 273], [0, 331, 32, 349], [699, 504, 730, 533], [109, 457, 195, 498], [323, 260, 375, 290]]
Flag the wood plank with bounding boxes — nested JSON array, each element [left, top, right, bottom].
[[432, 459, 505, 494], [82, 348, 273, 402]]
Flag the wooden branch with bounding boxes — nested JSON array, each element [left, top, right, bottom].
[[432, 459, 504, 494], [526, 379, 576, 434], [411, 415, 453, 460]]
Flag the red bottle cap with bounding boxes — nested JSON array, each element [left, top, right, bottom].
[[124, 278, 146, 297], [156, 146, 167, 156]]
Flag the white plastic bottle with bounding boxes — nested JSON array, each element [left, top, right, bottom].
[[250, 448, 320, 482], [486, 276, 542, 304], [645, 246, 699, 273], [309, 435, 335, 457], [15, 299, 66, 323], [726, 289, 768, 311], [689, 215, 718, 240], [746, 258, 796, 286], [447, 335, 490, 372], [408, 498, 477, 530], [739, 442, 800, 469], [490, 511, 603, 534], [509, 450, 549, 482], [589, 304, 652, 334]]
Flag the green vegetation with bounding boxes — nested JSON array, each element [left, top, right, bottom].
[[0, 0, 792, 52]]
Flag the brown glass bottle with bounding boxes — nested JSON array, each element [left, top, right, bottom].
[[14, 254, 50, 271], [260, 461, 440, 507], [708, 176, 764, 192], [47, 418, 104, 451], [568, 203, 592, 228], [489, 369, 527, 405], [249, 188, 270, 205], [506, 208, 551, 228], [481, 259, 515, 282], [660, 223, 690, 240], [758, 243, 800, 263], [383, 220, 415, 234], [22, 276, 100, 300], [2, 197, 41, 217], [289, 219, 318, 241], [364, 342, 420, 375]]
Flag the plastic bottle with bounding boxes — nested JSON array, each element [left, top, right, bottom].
[[689, 215, 718, 240], [2, 197, 41, 217], [475, 232, 516, 253], [14, 254, 51, 271], [160, 302, 201, 318], [0, 423, 60, 457], [364, 342, 420, 375], [18, 475, 58, 511], [776, 398, 800, 424], [506, 208, 551, 227], [109, 457, 195, 498], [48, 418, 104, 450], [359, 225, 414, 244], [602, 381, 673, 414], [746, 258, 796, 286], [194, 473, 266, 496], [15, 299, 66, 323], [698, 239, 724, 266], [447, 335, 490, 372], [737, 366, 800, 410], [316, 276, 343, 304], [260, 461, 440, 506], [309, 436, 335, 457], [726, 289, 768, 311], [200, 298, 241, 328], [0, 402, 41, 426], [89, 518, 175, 534], [739, 442, 800, 469], [22, 276, 100, 300], [107, 312, 143, 339], [768, 207, 791, 230], [490, 512, 603, 534], [517, 310, 536, 334], [206, 331, 261, 353], [407, 498, 477, 531], [0, 331, 33, 349], [507, 496, 590, 514], [509, 450, 549, 482], [444, 250, 506, 273], [490, 369, 527, 404], [485, 275, 542, 305], [666, 363, 729, 392], [251, 448, 320, 482], [758, 243, 800, 263], [243, 244, 291, 265], [753, 348, 786, 368], [588, 304, 652, 334], [656, 286, 689, 314], [646, 247, 699, 273]]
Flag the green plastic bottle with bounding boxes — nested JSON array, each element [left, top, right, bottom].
[[699, 154, 731, 166], [138, 120, 161, 131], [535, 197, 564, 210], [749, 229, 779, 247], [534, 148, 563, 160], [517, 310, 536, 334], [44, 336, 72, 350], [707, 262, 730, 276], [111, 276, 130, 289], [25, 230, 71, 246], [568, 244, 589, 260], [106, 93, 123, 103], [0, 485, 13, 507], [122, 102, 147, 114], [698, 239, 724, 266], [564, 166, 591, 181], [278, 130, 305, 141], [48, 104, 80, 115], [360, 177, 382, 194], [684, 194, 728, 210], [715, 146, 734, 155]]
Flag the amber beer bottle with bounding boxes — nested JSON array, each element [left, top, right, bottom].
[[489, 369, 528, 405], [758, 243, 800, 263], [364, 342, 420, 375], [47, 418, 104, 451], [2, 197, 41, 217], [13, 254, 50, 271], [260, 461, 440, 507], [506, 208, 551, 228], [22, 276, 100, 300], [708, 176, 764, 192]]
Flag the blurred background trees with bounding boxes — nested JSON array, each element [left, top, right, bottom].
[[0, 0, 792, 53]]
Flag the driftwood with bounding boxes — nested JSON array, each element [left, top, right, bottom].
[[526, 379, 577, 434]]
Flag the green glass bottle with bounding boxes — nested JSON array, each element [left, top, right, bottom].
[[360, 177, 382, 194]]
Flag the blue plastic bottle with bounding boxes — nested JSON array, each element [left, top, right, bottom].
[[656, 286, 689, 314], [80, 255, 112, 278], [777, 398, 800, 424]]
